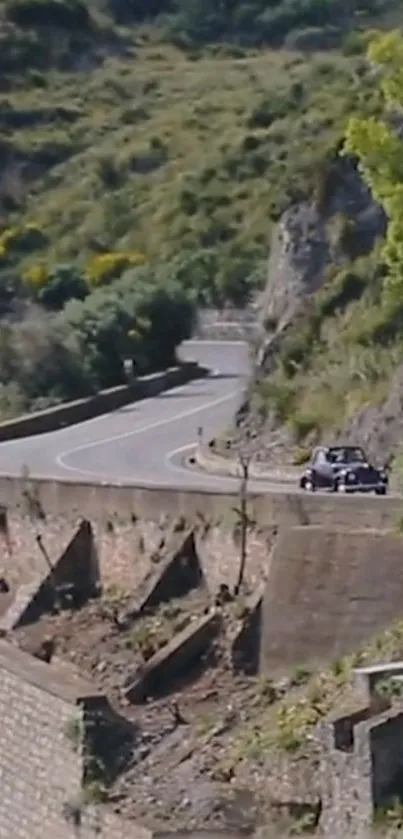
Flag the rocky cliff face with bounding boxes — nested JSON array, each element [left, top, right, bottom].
[[257, 154, 386, 371], [226, 154, 389, 463]]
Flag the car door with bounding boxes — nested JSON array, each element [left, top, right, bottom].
[[313, 448, 334, 488]]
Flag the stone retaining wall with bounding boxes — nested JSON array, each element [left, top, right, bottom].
[[0, 362, 207, 441], [0, 474, 398, 529], [261, 526, 403, 673], [0, 639, 151, 839]]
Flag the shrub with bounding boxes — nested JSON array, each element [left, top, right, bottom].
[[107, 0, 170, 24], [0, 27, 51, 73], [22, 263, 48, 289], [275, 700, 320, 753], [5, 0, 92, 30], [341, 29, 367, 56], [247, 94, 290, 129], [284, 26, 343, 52], [129, 138, 168, 174], [63, 268, 195, 386], [85, 251, 146, 287], [24, 262, 89, 310], [288, 411, 319, 442], [292, 446, 311, 466], [96, 155, 124, 189], [0, 309, 91, 404], [0, 224, 47, 258], [257, 379, 296, 423], [317, 265, 369, 320]]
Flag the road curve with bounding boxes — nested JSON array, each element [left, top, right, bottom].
[[0, 338, 397, 497], [0, 339, 278, 492]]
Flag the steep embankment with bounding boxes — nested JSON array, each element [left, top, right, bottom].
[[224, 140, 403, 470]]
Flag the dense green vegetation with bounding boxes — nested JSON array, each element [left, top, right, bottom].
[[250, 29, 403, 450], [0, 0, 401, 418]]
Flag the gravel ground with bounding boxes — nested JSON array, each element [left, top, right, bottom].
[[11, 592, 318, 836]]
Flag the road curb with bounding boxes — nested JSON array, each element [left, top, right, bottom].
[[193, 442, 299, 484]]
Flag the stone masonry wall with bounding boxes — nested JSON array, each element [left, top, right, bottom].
[[0, 508, 274, 604], [0, 474, 399, 598], [319, 713, 373, 838], [0, 511, 170, 593], [371, 714, 403, 807], [0, 640, 151, 839], [261, 526, 403, 674], [0, 475, 399, 530], [319, 705, 403, 838]]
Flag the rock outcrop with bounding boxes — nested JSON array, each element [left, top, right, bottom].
[[257, 153, 386, 371]]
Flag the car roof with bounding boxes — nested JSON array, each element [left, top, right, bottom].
[[312, 444, 365, 456], [327, 444, 364, 450]]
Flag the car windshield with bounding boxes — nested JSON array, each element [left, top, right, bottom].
[[327, 447, 366, 464]]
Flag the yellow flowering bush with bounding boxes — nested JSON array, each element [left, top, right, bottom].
[[22, 263, 49, 289], [0, 223, 47, 258], [86, 250, 146, 286], [0, 227, 20, 257]]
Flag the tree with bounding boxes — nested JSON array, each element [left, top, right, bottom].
[[107, 0, 171, 23], [24, 262, 88, 310], [62, 285, 135, 388], [0, 307, 90, 404], [117, 267, 196, 370], [62, 267, 196, 389], [343, 30, 403, 304]]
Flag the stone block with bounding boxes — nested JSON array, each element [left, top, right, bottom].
[[126, 528, 205, 619], [261, 527, 403, 674], [0, 520, 99, 630], [231, 584, 264, 675], [125, 610, 222, 703], [0, 576, 43, 632], [353, 662, 403, 705]]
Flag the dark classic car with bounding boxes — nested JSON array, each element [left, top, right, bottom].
[[299, 445, 388, 494]]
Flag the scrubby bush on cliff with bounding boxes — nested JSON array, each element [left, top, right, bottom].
[[344, 31, 403, 304]]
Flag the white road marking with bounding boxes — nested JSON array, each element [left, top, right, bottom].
[[0, 367, 223, 450], [163, 442, 199, 478], [183, 340, 247, 346], [55, 386, 242, 476], [163, 442, 239, 484]]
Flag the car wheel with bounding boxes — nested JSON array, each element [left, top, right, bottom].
[[375, 486, 386, 496]]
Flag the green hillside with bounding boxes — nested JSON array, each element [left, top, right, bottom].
[[235, 28, 403, 469], [0, 0, 401, 418]]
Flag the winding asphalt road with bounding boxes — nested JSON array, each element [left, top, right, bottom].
[[0, 339, 280, 492]]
